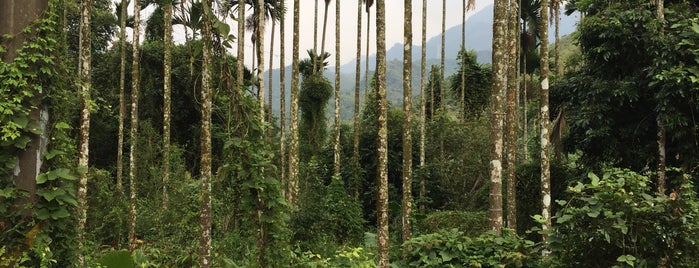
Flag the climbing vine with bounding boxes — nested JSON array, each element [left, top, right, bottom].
[[1, 0, 79, 266]]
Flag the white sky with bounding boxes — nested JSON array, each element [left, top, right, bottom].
[[126, 0, 493, 68]]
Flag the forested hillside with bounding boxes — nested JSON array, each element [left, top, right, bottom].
[[2, 0, 699, 267]]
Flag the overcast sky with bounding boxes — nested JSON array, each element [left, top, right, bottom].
[[128, 0, 494, 68]]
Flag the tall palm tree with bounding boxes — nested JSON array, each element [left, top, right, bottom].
[[353, 0, 363, 198], [128, 0, 141, 252], [333, 0, 341, 176], [376, 0, 389, 265], [237, 0, 245, 89], [506, 0, 519, 231], [364, 0, 373, 95], [551, 0, 561, 76], [117, 0, 127, 196], [419, 0, 426, 211], [539, 0, 551, 246], [288, 0, 301, 206], [280, 0, 287, 199], [257, 0, 266, 122], [199, 0, 214, 266], [460, 0, 475, 117], [267, 7, 276, 124], [401, 0, 413, 245], [320, 0, 331, 62], [488, 0, 507, 235], [314, 0, 318, 51], [656, 0, 666, 195], [440, 0, 446, 112], [77, 0, 92, 264], [162, 0, 173, 210]]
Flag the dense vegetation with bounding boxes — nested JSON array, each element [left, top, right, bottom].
[[2, 0, 699, 267]]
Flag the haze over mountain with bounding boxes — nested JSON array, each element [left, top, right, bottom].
[[267, 4, 579, 121]]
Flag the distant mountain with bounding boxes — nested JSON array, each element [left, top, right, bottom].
[[268, 4, 578, 122], [341, 3, 578, 73]]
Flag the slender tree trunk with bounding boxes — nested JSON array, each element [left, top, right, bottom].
[[505, 0, 518, 231], [77, 0, 92, 264], [353, 0, 363, 199], [117, 0, 127, 196], [656, 0, 666, 195], [539, 0, 552, 248], [522, 20, 528, 162], [401, 0, 413, 246], [439, 0, 445, 158], [488, 0, 508, 235], [288, 0, 301, 206], [314, 0, 319, 52], [128, 0, 141, 252], [237, 0, 245, 88], [163, 0, 173, 210], [460, 0, 466, 119], [257, 1, 266, 123], [321, 0, 330, 63], [364, 3, 371, 95], [376, 0, 389, 265], [199, 1, 213, 266], [554, 1, 560, 77], [268, 21, 275, 124], [280, 0, 287, 199], [419, 0, 427, 211], [333, 0, 341, 176]]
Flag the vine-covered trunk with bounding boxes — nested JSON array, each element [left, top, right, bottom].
[[77, 0, 92, 264], [199, 0, 213, 266], [488, 0, 508, 235], [162, 0, 172, 210], [539, 0, 552, 247], [376, 0, 389, 265], [128, 0, 141, 252], [288, 0, 301, 206], [401, 0, 413, 245], [505, 0, 518, 231], [333, 0, 341, 176]]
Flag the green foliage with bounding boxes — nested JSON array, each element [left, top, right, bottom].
[[401, 228, 539, 267], [293, 246, 375, 268], [549, 168, 699, 267], [299, 73, 333, 160], [425, 65, 443, 120], [415, 211, 489, 237], [449, 49, 491, 119]]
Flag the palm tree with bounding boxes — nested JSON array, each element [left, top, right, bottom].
[[551, 0, 561, 76], [488, 0, 507, 235], [314, 0, 318, 51], [77, 0, 92, 264], [460, 0, 475, 118], [199, 0, 214, 266], [116, 0, 128, 196], [539, 0, 551, 246], [257, 0, 266, 122], [353, 0, 363, 198], [364, 0, 374, 95], [419, 0, 426, 211], [288, 0, 301, 206], [237, 0, 245, 89], [162, 0, 173, 210], [656, 0, 666, 195], [279, 0, 287, 199], [320, 0, 331, 63], [506, 0, 519, 231], [440, 0, 446, 112], [332, 0, 341, 176], [401, 0, 413, 245], [128, 0, 141, 252], [376, 0, 389, 265]]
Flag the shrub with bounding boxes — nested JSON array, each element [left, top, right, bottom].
[[415, 211, 489, 237], [549, 168, 699, 267]]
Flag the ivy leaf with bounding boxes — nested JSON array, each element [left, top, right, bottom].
[[557, 214, 573, 224], [51, 207, 70, 219]]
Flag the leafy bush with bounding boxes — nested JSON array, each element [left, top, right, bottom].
[[549, 168, 699, 267], [293, 246, 375, 268], [416, 211, 489, 237], [401, 228, 539, 267]]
